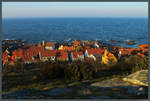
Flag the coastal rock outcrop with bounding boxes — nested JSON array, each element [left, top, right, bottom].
[[122, 70, 148, 86], [125, 40, 136, 45]]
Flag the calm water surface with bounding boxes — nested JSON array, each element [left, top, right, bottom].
[[2, 18, 148, 47]]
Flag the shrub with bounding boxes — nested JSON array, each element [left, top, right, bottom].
[[64, 61, 95, 81], [131, 55, 148, 72], [2, 62, 25, 76], [2, 63, 10, 77], [109, 55, 148, 73], [40, 61, 65, 80]]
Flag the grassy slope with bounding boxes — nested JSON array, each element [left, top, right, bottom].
[[2, 64, 128, 95]]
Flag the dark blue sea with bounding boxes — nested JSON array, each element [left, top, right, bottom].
[[2, 17, 148, 48]]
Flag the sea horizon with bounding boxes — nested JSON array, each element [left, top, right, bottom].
[[2, 17, 148, 48], [2, 16, 148, 20]]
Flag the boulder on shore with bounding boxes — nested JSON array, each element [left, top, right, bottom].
[[125, 40, 136, 45], [122, 70, 148, 86]]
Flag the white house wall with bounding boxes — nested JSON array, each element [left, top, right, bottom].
[[84, 50, 88, 57]]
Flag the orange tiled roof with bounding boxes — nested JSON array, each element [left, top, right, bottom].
[[74, 40, 80, 46], [138, 44, 148, 49], [25, 46, 44, 56], [87, 48, 104, 55], [2, 52, 8, 58], [62, 46, 75, 51], [137, 52, 145, 58], [119, 49, 131, 55], [12, 49, 23, 58], [40, 50, 56, 57], [119, 48, 139, 52], [22, 52, 33, 62], [45, 42, 54, 47], [2, 52, 9, 64], [72, 51, 84, 59], [11, 55, 16, 62], [22, 46, 45, 62], [57, 51, 68, 60]]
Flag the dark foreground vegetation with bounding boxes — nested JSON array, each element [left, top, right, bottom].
[[2, 55, 148, 99]]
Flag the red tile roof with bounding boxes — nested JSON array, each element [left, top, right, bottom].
[[22, 46, 45, 62], [62, 46, 75, 52], [74, 40, 80, 46], [57, 51, 68, 60], [12, 49, 23, 58], [119, 49, 132, 55], [45, 42, 54, 47], [11, 55, 17, 62], [142, 48, 149, 52], [25, 46, 44, 56], [138, 44, 148, 49], [2, 52, 9, 64], [22, 52, 33, 62], [72, 51, 84, 59], [39, 49, 69, 60], [137, 52, 145, 58], [2, 52, 8, 58], [40, 50, 56, 57], [86, 48, 104, 55]]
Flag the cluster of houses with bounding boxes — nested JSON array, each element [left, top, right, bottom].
[[118, 44, 148, 58], [2, 40, 149, 66]]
